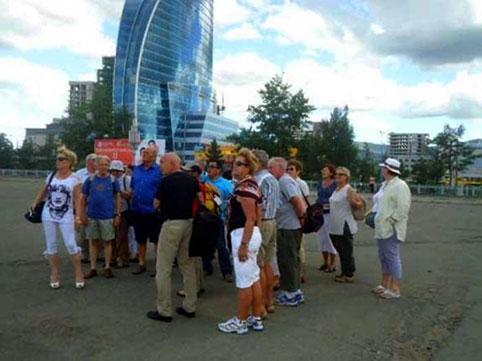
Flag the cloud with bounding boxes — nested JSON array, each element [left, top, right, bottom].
[[222, 23, 262, 41], [0, 0, 117, 58], [213, 52, 280, 114], [0, 57, 69, 144], [214, 0, 251, 28]]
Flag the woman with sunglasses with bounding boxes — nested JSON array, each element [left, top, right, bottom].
[[218, 148, 264, 335], [31, 146, 84, 289], [328, 166, 362, 283]]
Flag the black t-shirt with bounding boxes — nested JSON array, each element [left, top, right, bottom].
[[155, 171, 200, 220]]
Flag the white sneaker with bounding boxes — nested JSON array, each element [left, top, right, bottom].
[[379, 289, 400, 299], [246, 315, 264, 331], [218, 317, 248, 335], [371, 285, 385, 294]]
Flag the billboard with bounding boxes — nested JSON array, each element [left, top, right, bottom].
[[95, 138, 134, 166], [134, 139, 166, 165]]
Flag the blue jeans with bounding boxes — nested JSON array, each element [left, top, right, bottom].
[[202, 225, 232, 276]]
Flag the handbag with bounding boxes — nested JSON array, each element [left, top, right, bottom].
[[189, 205, 222, 257], [299, 192, 324, 234], [365, 211, 376, 229], [24, 171, 56, 223]]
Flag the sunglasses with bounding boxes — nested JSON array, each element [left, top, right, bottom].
[[286, 167, 296, 171], [57, 157, 68, 161], [234, 160, 248, 167]]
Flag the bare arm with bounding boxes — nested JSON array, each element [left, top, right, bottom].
[[348, 187, 362, 209], [31, 186, 47, 209]]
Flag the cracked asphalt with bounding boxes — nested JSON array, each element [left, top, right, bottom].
[[1, 177, 481, 361]]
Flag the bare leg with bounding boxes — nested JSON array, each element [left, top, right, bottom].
[[389, 278, 401, 294], [70, 253, 84, 282], [322, 251, 329, 266], [251, 280, 263, 318], [138, 243, 147, 267], [104, 241, 112, 269], [264, 264, 275, 311], [329, 253, 337, 270], [382, 274, 390, 288], [89, 239, 99, 270], [259, 268, 267, 315], [49, 254, 61, 283], [237, 287, 253, 321]]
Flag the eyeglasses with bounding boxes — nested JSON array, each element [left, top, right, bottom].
[[286, 167, 296, 171], [234, 160, 248, 167], [57, 157, 67, 161]]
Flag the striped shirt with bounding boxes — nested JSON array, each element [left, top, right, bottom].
[[255, 169, 280, 220]]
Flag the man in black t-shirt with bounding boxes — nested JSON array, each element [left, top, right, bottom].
[[146, 153, 201, 322]]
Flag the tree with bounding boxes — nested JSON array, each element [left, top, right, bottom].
[[432, 124, 476, 186], [411, 147, 445, 184], [230, 74, 315, 157], [0, 133, 16, 168], [16, 139, 38, 169], [354, 142, 377, 183], [205, 138, 223, 162], [316, 106, 358, 169]]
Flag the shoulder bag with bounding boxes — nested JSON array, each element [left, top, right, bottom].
[[24, 171, 56, 223]]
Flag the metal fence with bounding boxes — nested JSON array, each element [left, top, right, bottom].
[[2, 169, 482, 198]]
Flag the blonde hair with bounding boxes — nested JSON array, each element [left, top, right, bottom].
[[336, 166, 351, 183], [237, 148, 259, 175], [57, 146, 77, 170]]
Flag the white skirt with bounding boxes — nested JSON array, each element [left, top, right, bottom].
[[316, 213, 337, 254], [231, 227, 262, 288]]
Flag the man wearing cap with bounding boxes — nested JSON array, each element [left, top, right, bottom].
[[110, 160, 132, 268], [371, 158, 411, 299], [130, 147, 163, 275], [75, 153, 97, 263]]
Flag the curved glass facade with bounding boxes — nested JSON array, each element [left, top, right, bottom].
[[114, 0, 237, 158]]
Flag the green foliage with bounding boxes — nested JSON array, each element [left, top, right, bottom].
[[411, 124, 476, 185], [316, 106, 358, 169], [60, 83, 133, 161], [353, 142, 377, 183], [15, 136, 59, 170], [0, 133, 16, 168], [205, 138, 223, 162], [232, 74, 315, 157]]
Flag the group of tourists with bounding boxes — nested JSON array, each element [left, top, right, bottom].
[[31, 144, 411, 335]]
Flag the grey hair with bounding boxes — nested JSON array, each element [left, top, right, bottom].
[[95, 155, 111, 165], [86, 153, 97, 162], [252, 149, 269, 168], [268, 157, 287, 170]]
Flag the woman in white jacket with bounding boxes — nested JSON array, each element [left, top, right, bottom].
[[371, 158, 411, 299]]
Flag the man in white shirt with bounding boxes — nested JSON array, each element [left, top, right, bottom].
[[75, 153, 97, 262], [287, 159, 309, 283]]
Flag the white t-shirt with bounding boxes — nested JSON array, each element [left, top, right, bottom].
[[295, 177, 310, 197], [328, 184, 357, 235], [75, 167, 95, 184], [41, 173, 82, 223]]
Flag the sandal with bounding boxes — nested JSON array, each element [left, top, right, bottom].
[[75, 281, 85, 289], [379, 289, 400, 299], [50, 281, 60, 289]]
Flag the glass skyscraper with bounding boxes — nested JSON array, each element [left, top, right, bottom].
[[113, 0, 238, 159]]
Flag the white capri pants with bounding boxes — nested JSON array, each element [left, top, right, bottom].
[[231, 227, 262, 289], [42, 220, 82, 256], [316, 213, 338, 254]]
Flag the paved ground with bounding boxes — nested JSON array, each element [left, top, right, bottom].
[[1, 177, 481, 361]]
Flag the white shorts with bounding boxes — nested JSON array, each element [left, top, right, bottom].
[[231, 227, 262, 289], [316, 213, 337, 255]]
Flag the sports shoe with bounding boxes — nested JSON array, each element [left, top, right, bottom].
[[246, 315, 264, 331], [276, 292, 303, 306], [218, 317, 248, 335], [371, 285, 386, 294], [379, 289, 400, 299]]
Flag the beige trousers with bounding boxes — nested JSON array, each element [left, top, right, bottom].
[[156, 219, 197, 316]]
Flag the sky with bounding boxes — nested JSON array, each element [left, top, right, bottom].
[[1, 0, 482, 147]]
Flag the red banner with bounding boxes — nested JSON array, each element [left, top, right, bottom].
[[95, 138, 134, 166]]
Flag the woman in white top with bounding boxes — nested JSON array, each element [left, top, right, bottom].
[[371, 158, 411, 299], [328, 166, 362, 283], [31, 146, 84, 289]]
